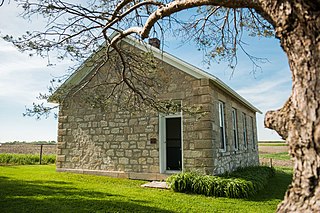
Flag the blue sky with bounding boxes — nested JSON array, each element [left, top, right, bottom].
[[0, 2, 291, 142]]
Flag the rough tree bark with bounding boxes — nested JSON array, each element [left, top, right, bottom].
[[263, 1, 320, 212], [113, 1, 320, 210]]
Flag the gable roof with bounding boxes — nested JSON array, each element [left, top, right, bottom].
[[49, 32, 261, 114]]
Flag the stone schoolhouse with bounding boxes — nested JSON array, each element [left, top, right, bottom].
[[50, 34, 261, 180]]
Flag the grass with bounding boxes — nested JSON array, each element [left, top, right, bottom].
[[0, 153, 56, 165], [0, 165, 292, 212], [259, 152, 291, 161]]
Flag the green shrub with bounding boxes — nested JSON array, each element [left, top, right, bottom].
[[166, 166, 275, 198], [0, 153, 56, 165]]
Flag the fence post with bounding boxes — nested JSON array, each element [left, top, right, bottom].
[[39, 144, 43, 165]]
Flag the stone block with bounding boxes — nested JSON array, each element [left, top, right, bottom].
[[200, 78, 210, 86], [128, 134, 139, 141], [130, 159, 138, 165], [194, 140, 212, 149], [57, 142, 66, 149], [124, 127, 131, 134], [133, 149, 142, 157], [59, 115, 68, 123], [129, 119, 138, 126], [195, 86, 211, 95], [111, 128, 120, 134], [184, 150, 202, 158], [120, 142, 129, 149], [142, 150, 149, 157], [99, 135, 106, 142], [202, 149, 214, 158], [200, 95, 212, 103], [138, 158, 147, 164], [106, 150, 114, 156], [150, 150, 158, 157], [58, 129, 67, 136], [192, 80, 201, 87], [101, 120, 108, 127], [134, 126, 145, 133], [84, 115, 95, 121], [194, 158, 213, 167], [116, 151, 124, 157], [198, 131, 212, 140], [146, 158, 154, 164], [119, 157, 129, 164], [193, 121, 212, 130], [78, 123, 87, 128], [125, 150, 132, 157], [149, 165, 158, 173], [115, 135, 125, 141], [137, 141, 146, 149], [57, 155, 65, 162]]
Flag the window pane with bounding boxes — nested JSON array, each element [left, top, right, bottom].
[[243, 113, 247, 149], [232, 108, 238, 150], [219, 102, 226, 150]]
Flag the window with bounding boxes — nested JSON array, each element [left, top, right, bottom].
[[219, 101, 226, 151], [251, 116, 256, 150], [242, 113, 247, 149], [232, 108, 239, 151]]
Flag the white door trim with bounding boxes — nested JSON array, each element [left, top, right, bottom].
[[159, 113, 183, 174]]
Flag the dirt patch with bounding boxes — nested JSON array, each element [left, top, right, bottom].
[[260, 158, 293, 167], [258, 144, 292, 167], [259, 145, 289, 154]]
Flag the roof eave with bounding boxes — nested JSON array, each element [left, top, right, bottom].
[[49, 32, 261, 114], [122, 36, 262, 114]]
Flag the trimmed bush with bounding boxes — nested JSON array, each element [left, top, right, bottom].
[[0, 153, 56, 165], [166, 166, 275, 198]]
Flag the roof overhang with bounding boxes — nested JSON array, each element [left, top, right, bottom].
[[49, 32, 262, 114]]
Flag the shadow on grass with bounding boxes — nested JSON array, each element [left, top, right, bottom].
[[0, 176, 173, 213], [248, 168, 292, 201]]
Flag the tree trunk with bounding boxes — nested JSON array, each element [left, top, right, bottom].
[[263, 1, 320, 212]]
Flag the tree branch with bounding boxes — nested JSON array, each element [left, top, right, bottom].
[[265, 97, 292, 139]]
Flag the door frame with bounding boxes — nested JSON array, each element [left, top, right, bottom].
[[159, 112, 183, 174]]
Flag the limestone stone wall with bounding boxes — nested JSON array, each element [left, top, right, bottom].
[[56, 53, 215, 179], [209, 82, 259, 174], [56, 43, 259, 180]]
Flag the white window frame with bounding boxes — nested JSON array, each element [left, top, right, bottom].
[[232, 108, 239, 151], [242, 112, 247, 150], [251, 116, 256, 150], [219, 101, 226, 152]]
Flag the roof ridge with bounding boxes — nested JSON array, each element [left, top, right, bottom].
[[49, 32, 261, 113]]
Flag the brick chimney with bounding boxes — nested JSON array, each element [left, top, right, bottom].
[[148, 38, 160, 49]]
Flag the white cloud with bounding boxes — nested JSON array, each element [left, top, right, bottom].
[[234, 67, 291, 141]]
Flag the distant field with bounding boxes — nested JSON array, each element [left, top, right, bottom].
[[258, 141, 285, 144], [259, 143, 288, 147], [258, 141, 287, 147], [259, 152, 291, 161]]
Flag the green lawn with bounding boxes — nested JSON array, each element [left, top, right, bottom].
[[260, 152, 291, 161], [0, 165, 292, 213]]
